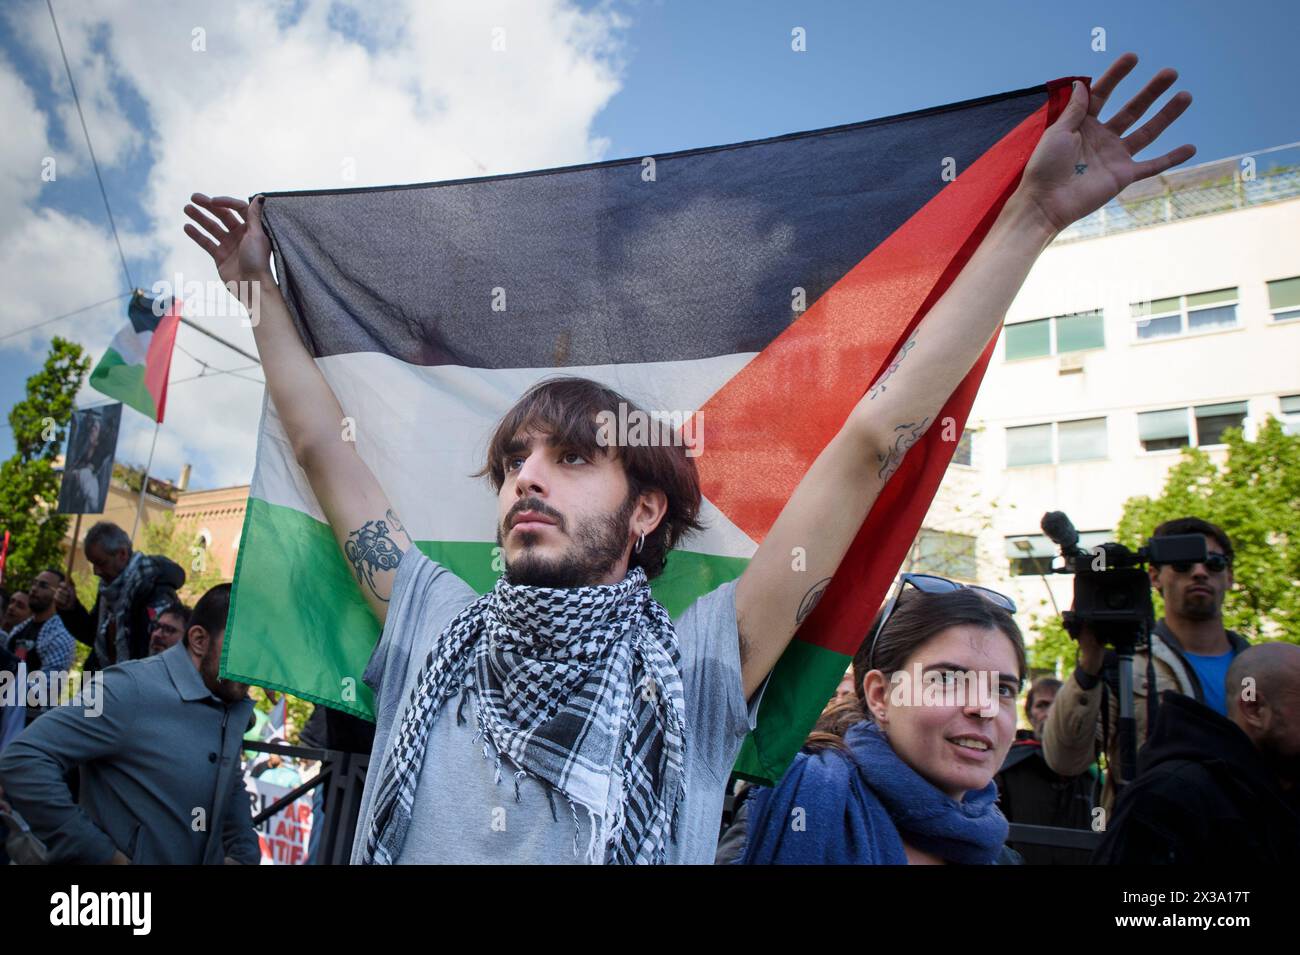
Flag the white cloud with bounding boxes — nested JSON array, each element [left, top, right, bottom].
[[0, 50, 51, 227], [0, 207, 124, 353], [4, 0, 628, 489]]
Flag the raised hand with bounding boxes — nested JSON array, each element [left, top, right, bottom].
[[183, 193, 273, 290], [1019, 53, 1196, 234]]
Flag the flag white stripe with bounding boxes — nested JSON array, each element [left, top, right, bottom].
[[249, 350, 762, 560], [106, 324, 151, 366]]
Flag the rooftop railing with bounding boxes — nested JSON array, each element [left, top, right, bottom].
[[1054, 142, 1300, 244]]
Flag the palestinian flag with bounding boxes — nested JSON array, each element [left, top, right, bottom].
[[224, 77, 1078, 784], [88, 291, 181, 422]]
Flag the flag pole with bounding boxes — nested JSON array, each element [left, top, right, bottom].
[[131, 420, 161, 546], [66, 513, 82, 576]]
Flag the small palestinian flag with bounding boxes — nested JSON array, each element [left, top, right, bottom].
[[225, 77, 1077, 784], [88, 291, 181, 422]]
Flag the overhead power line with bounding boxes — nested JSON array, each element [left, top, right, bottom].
[[0, 292, 133, 342], [33, 4, 265, 374], [46, 0, 133, 294]]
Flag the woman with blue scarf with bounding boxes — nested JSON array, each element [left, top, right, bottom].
[[736, 577, 1026, 865]]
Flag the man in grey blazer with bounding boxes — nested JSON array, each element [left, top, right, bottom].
[[0, 584, 260, 864]]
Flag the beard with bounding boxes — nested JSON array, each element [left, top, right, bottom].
[[499, 493, 637, 589], [200, 640, 249, 704], [1176, 587, 1220, 621]]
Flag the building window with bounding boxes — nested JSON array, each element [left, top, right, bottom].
[[1138, 407, 1189, 451], [914, 529, 978, 581], [1055, 310, 1106, 353], [1057, 417, 1108, 463], [1133, 296, 1182, 340], [1006, 531, 1111, 576], [1139, 402, 1248, 452], [1005, 309, 1104, 361], [952, 428, 974, 466], [1194, 401, 1248, 446], [1131, 288, 1239, 341], [1007, 418, 1108, 466], [1005, 318, 1050, 360], [1281, 395, 1300, 436], [1006, 423, 1053, 467], [1268, 276, 1300, 322]]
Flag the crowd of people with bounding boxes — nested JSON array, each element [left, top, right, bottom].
[[0, 519, 379, 864], [0, 517, 1295, 865]]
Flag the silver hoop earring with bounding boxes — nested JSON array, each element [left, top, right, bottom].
[[634, 531, 645, 555]]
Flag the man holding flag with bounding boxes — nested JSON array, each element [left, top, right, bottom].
[[185, 54, 1192, 864]]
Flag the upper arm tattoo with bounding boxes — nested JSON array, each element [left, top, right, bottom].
[[867, 332, 918, 401], [876, 417, 932, 483], [344, 509, 406, 602], [796, 577, 833, 626]]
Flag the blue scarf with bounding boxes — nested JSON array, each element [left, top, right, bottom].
[[739, 720, 1009, 865]]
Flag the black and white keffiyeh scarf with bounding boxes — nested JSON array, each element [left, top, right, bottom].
[[361, 565, 688, 865], [95, 550, 157, 663]]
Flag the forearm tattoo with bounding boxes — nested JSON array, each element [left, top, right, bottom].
[[876, 417, 932, 482], [796, 577, 833, 626], [867, 333, 918, 401], [345, 509, 405, 601]]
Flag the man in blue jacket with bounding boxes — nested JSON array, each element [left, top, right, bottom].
[[0, 584, 259, 864]]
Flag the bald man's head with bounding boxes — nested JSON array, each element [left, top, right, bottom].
[[1226, 643, 1300, 787]]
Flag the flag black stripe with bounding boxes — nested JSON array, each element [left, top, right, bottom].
[[263, 87, 1046, 368]]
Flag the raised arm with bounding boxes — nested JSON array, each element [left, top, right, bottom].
[[734, 54, 1195, 697], [185, 194, 411, 623]]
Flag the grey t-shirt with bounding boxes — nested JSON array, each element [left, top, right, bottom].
[[349, 547, 759, 864]]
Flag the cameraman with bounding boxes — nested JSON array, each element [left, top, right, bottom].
[[1042, 518, 1249, 813]]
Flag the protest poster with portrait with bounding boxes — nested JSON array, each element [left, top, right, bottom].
[[56, 403, 122, 515]]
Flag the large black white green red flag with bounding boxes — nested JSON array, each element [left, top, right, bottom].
[[224, 77, 1077, 783]]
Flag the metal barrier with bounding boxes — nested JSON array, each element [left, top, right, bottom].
[[242, 740, 369, 865], [1007, 823, 1102, 852]]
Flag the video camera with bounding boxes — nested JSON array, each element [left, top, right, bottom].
[[1039, 510, 1208, 787], [1040, 510, 1207, 652]]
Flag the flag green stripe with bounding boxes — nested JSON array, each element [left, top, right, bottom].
[[223, 497, 751, 719], [733, 640, 853, 784], [89, 347, 157, 419]]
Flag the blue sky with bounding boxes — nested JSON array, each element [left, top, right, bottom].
[[586, 1, 1298, 164], [2, 0, 1297, 489]]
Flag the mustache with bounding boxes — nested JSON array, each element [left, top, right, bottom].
[[504, 498, 567, 531]]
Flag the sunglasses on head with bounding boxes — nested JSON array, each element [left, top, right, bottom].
[[1158, 553, 1230, 574], [868, 573, 1017, 670]]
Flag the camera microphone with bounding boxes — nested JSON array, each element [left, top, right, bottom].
[[1041, 511, 1081, 554]]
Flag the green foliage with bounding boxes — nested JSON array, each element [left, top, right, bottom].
[[247, 686, 313, 745], [0, 338, 91, 586], [1116, 417, 1300, 642], [70, 568, 99, 611], [113, 461, 179, 502], [1026, 612, 1077, 676], [140, 511, 224, 604]]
